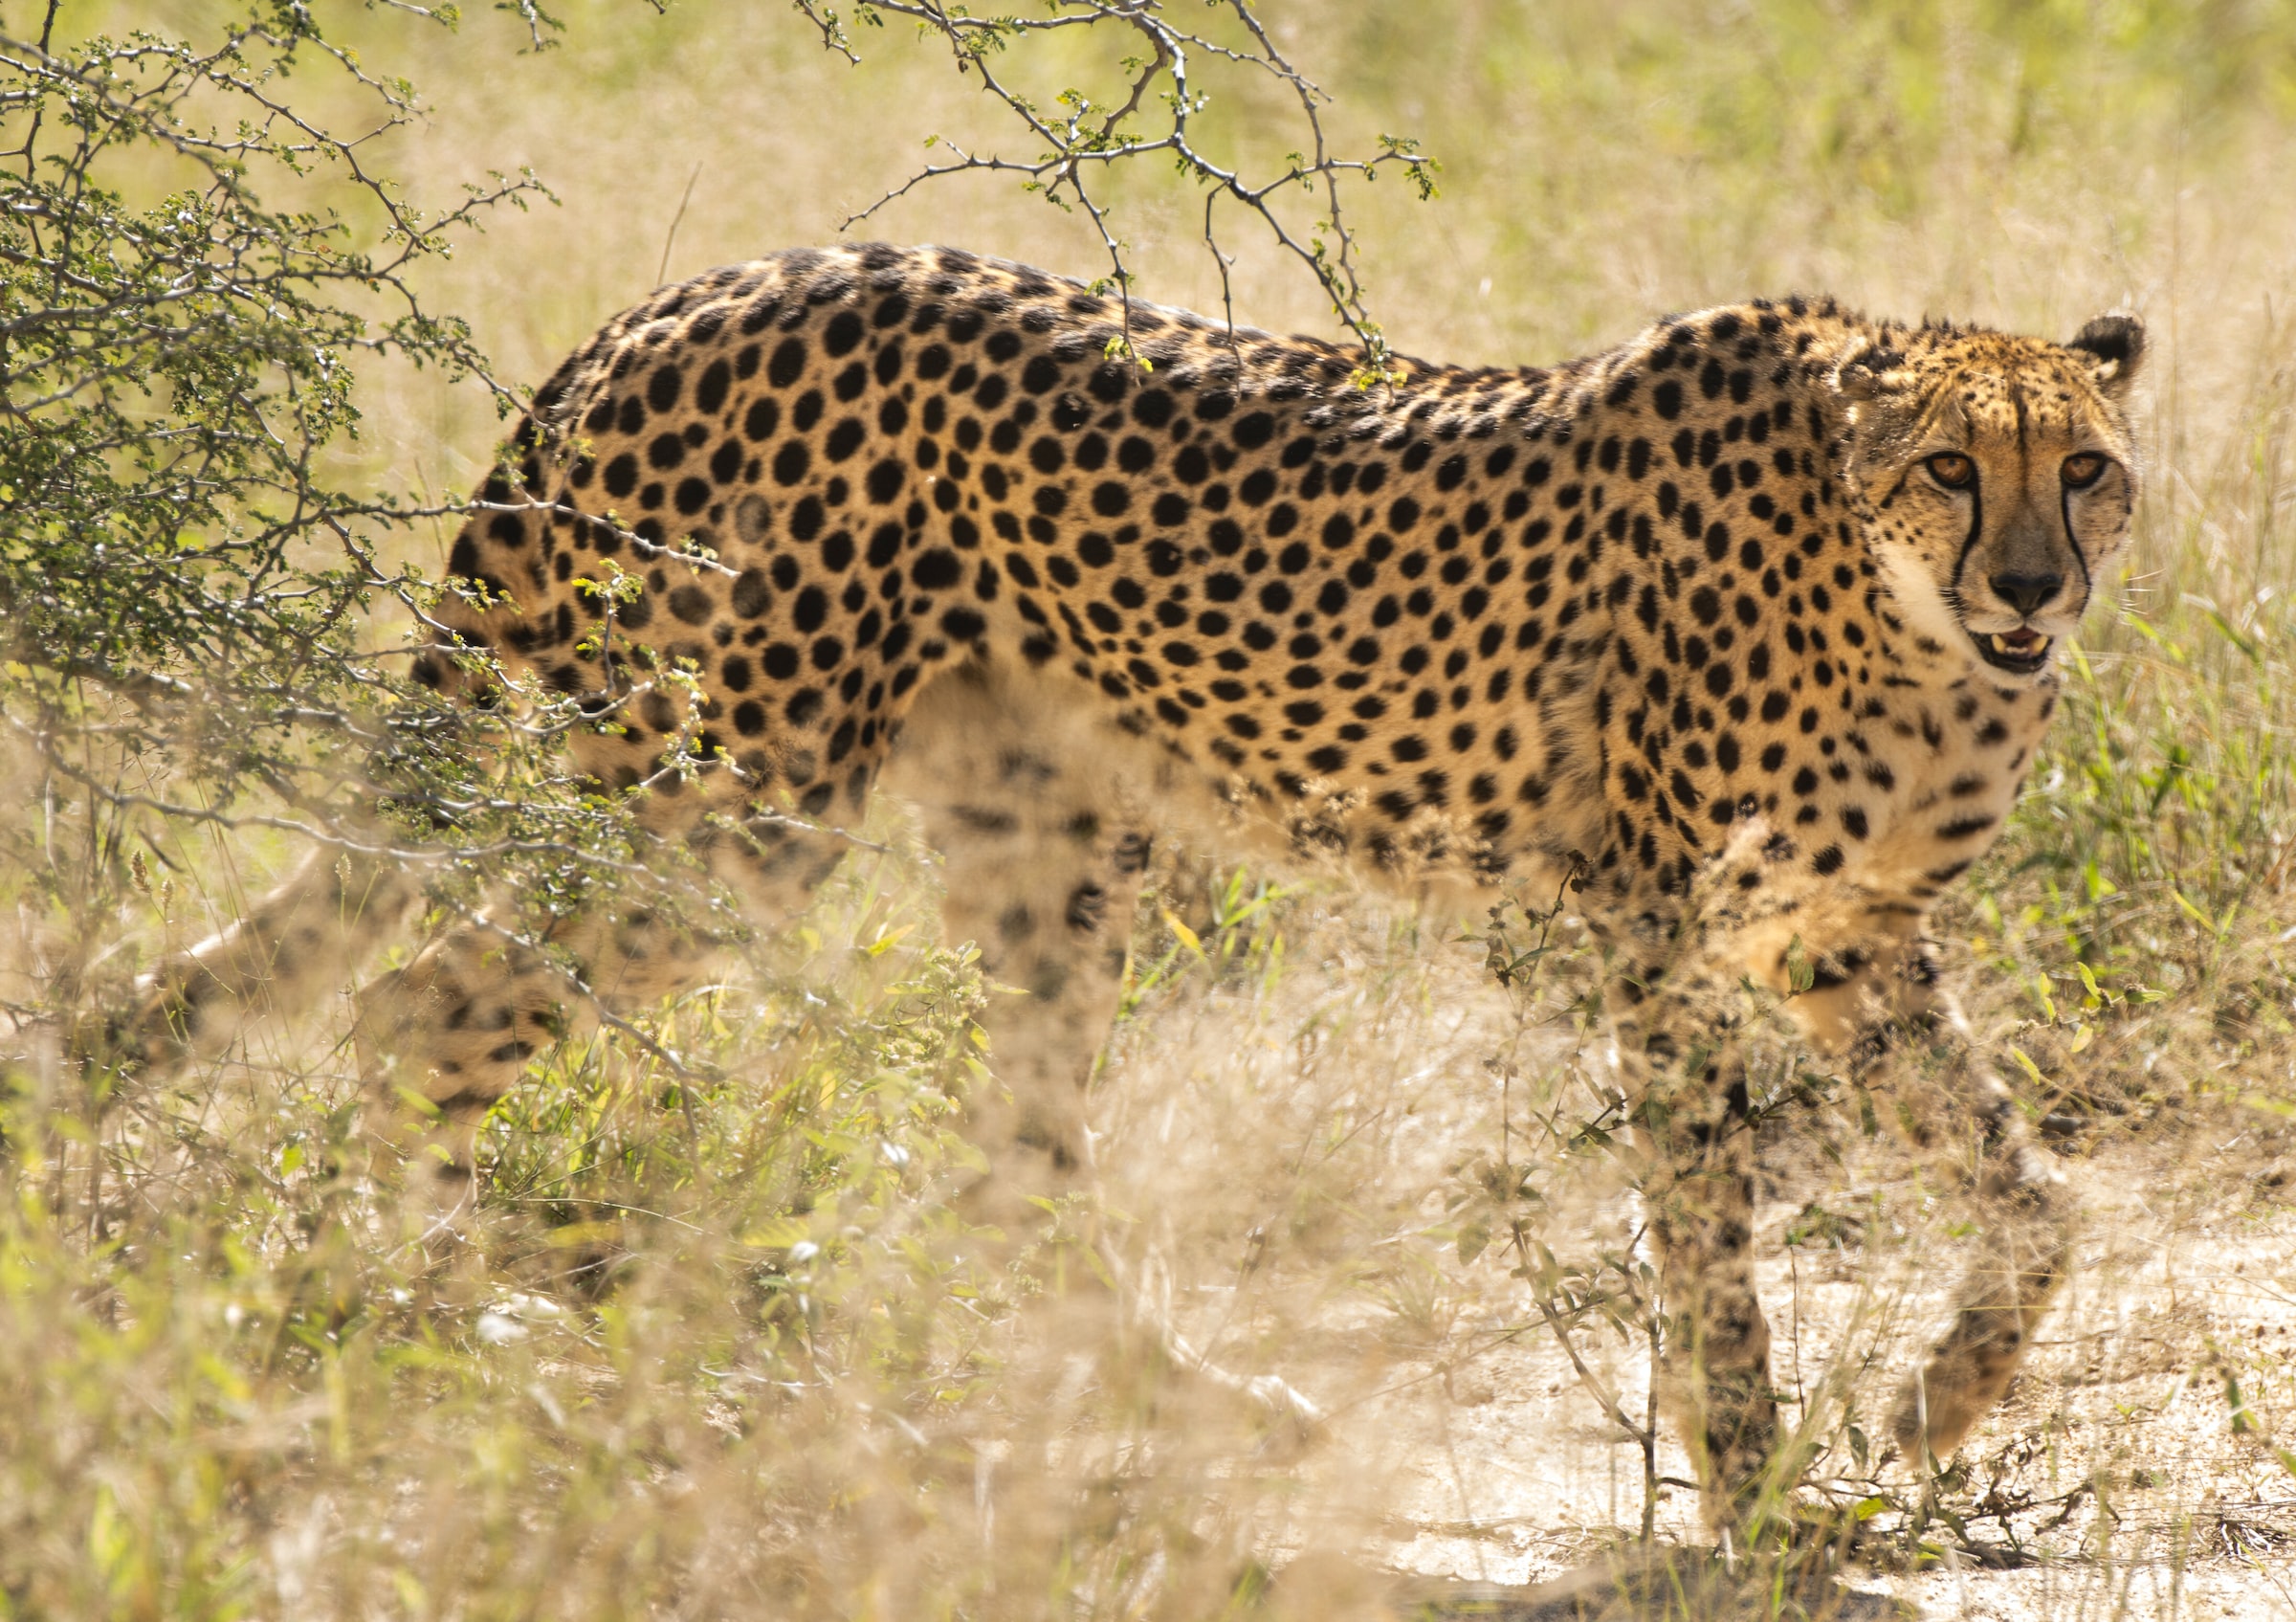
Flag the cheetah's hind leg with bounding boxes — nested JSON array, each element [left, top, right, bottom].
[[117, 844, 421, 1082], [889, 656, 1326, 1440]]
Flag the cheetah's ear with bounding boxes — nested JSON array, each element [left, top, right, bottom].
[[2067, 314, 2144, 399], [1830, 343, 1912, 403]]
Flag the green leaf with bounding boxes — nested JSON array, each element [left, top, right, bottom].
[[1784, 936, 1816, 994], [1456, 1219, 1490, 1265]]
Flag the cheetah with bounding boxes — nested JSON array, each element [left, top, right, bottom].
[[130, 243, 2143, 1539]]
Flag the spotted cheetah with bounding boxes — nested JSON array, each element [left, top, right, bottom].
[[132, 243, 2143, 1538]]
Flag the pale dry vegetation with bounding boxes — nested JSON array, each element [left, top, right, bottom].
[[7, 4, 2296, 1618]]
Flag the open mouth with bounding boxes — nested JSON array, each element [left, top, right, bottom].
[[1975, 626, 2053, 674]]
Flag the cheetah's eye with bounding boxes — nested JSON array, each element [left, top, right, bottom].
[[1923, 453, 1976, 491], [2061, 453, 2108, 489]]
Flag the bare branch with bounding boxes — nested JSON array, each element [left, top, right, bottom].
[[794, 0, 1437, 385]]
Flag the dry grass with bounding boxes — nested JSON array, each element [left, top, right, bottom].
[[8, 3, 2296, 1617]]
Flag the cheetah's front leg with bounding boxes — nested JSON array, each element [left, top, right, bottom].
[[1622, 1001, 1781, 1544], [1892, 1098, 2069, 1466], [1878, 1022, 2070, 1466], [1792, 933, 2074, 1468]]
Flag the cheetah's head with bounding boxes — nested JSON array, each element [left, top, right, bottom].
[[1833, 315, 2143, 680]]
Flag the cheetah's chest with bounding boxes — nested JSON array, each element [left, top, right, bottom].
[[1840, 681, 2054, 900]]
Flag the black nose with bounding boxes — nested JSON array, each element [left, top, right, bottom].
[[1988, 572, 2064, 617]]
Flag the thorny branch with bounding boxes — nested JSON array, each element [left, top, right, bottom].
[[788, 0, 1437, 386], [0, 8, 720, 1059]]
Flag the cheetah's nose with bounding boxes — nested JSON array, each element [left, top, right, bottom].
[[1987, 572, 2064, 618]]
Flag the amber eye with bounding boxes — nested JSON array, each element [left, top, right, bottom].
[[2062, 452, 2108, 489], [1925, 453, 1976, 490]]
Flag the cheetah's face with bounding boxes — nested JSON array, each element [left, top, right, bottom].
[[1837, 315, 2144, 679]]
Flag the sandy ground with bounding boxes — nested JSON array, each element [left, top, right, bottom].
[[1082, 900, 2296, 1619]]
